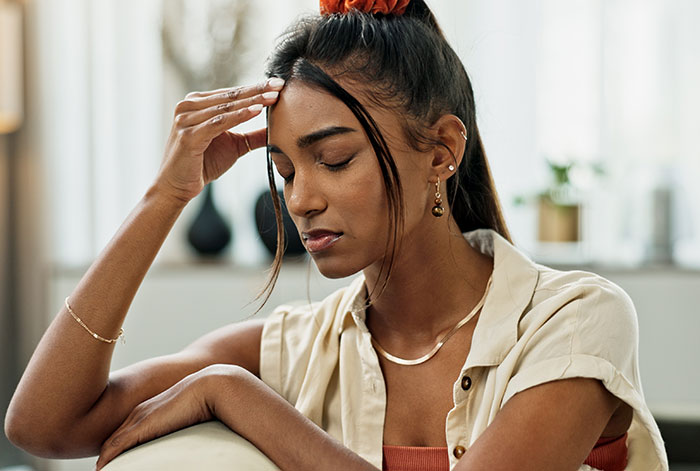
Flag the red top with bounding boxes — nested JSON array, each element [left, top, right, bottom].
[[382, 433, 628, 471]]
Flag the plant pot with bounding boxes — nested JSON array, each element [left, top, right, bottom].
[[537, 196, 580, 243]]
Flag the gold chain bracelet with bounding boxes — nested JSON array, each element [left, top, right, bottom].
[[64, 297, 125, 344]]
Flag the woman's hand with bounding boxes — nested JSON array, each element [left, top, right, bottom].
[[95, 367, 219, 470], [96, 364, 378, 471], [154, 78, 285, 204]]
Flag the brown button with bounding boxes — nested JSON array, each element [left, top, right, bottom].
[[453, 445, 466, 459], [461, 375, 472, 391]]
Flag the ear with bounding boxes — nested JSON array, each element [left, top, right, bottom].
[[428, 114, 467, 183]]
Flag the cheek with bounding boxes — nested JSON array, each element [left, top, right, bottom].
[[390, 151, 432, 226], [352, 170, 390, 225], [333, 156, 388, 220], [406, 181, 431, 222], [334, 182, 387, 237]]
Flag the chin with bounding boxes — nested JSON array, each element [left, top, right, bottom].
[[311, 256, 366, 280]]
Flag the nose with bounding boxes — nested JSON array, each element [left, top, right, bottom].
[[285, 171, 326, 218]]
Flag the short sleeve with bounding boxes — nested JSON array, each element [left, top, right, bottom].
[[502, 276, 668, 469], [504, 278, 640, 403]]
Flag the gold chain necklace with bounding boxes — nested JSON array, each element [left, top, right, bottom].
[[370, 275, 493, 366]]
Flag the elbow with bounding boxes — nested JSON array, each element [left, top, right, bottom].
[[5, 406, 50, 457], [4, 398, 27, 450], [4, 402, 81, 458], [4, 409, 20, 449], [5, 421, 74, 459], [4, 405, 39, 455]]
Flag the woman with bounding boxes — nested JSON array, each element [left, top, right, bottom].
[[5, 1, 668, 470]]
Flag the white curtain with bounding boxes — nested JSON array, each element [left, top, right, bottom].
[[435, 0, 700, 265], [37, 0, 164, 264]]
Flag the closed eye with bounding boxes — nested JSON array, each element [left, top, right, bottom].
[[322, 153, 356, 171], [275, 152, 357, 184], [282, 172, 294, 184], [270, 160, 294, 183]]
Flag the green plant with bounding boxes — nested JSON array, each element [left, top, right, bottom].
[[513, 158, 605, 208]]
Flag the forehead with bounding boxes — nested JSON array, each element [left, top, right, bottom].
[[268, 80, 357, 141], [268, 79, 405, 149]]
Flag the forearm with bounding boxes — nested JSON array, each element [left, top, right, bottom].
[[209, 366, 378, 471], [6, 184, 186, 454]]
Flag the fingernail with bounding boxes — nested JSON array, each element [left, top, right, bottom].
[[262, 91, 279, 100], [267, 77, 285, 89], [248, 104, 263, 113]]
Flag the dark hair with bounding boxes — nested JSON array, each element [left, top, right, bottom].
[[257, 0, 512, 307]]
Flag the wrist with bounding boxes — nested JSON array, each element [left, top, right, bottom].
[[144, 183, 191, 211], [194, 364, 247, 417]]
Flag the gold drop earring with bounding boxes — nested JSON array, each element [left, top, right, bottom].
[[431, 177, 444, 217]]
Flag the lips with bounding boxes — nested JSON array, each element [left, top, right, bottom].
[[302, 230, 343, 253]]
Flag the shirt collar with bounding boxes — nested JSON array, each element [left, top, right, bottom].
[[465, 229, 539, 367], [336, 229, 540, 366]]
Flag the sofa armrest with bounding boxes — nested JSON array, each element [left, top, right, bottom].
[[102, 421, 278, 470]]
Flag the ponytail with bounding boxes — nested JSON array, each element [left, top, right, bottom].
[[403, 0, 512, 240]]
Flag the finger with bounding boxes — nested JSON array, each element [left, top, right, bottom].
[[97, 430, 132, 469], [178, 78, 285, 113], [216, 128, 267, 160], [96, 401, 150, 468], [191, 103, 264, 147], [184, 81, 275, 99], [97, 418, 152, 470], [244, 128, 268, 151], [96, 418, 137, 468], [184, 86, 243, 99], [177, 91, 279, 128]]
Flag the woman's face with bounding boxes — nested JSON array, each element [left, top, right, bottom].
[[267, 80, 432, 279]]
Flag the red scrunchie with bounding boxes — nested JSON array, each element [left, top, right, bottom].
[[320, 0, 411, 16]]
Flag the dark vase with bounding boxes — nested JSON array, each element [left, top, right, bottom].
[[255, 191, 306, 257], [187, 183, 232, 257]]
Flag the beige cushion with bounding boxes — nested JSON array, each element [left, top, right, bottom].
[[102, 421, 279, 470]]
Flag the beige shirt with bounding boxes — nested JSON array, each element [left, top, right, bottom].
[[260, 229, 668, 470]]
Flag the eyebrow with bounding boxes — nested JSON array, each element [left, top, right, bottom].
[[268, 126, 357, 154]]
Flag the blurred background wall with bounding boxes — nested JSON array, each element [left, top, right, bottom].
[[1, 0, 699, 469], [18, 0, 700, 270]]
